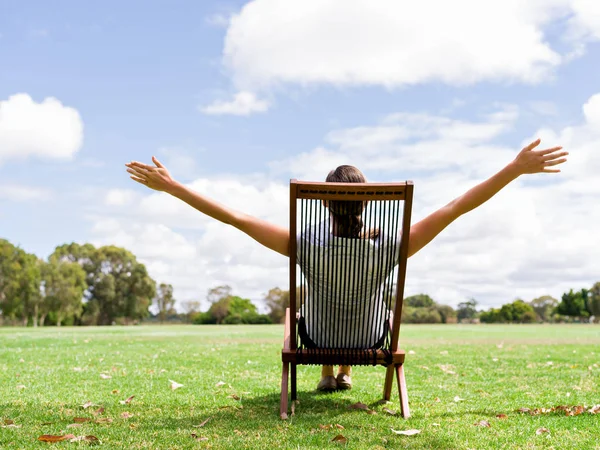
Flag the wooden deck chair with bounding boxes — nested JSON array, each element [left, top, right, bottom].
[[281, 179, 414, 419]]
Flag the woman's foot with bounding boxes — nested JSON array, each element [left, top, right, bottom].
[[317, 375, 337, 391], [336, 372, 352, 390]]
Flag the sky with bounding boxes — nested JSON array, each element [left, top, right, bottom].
[[1, 0, 599, 312]]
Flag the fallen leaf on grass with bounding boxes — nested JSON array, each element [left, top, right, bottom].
[[408, 350, 416, 355], [391, 429, 421, 436], [215, 381, 226, 387], [99, 373, 112, 379], [191, 433, 208, 441], [589, 405, 600, 414], [228, 394, 240, 401], [434, 397, 441, 403], [432, 423, 440, 427], [366, 410, 377, 415], [335, 424, 344, 429], [566, 405, 585, 416], [453, 396, 464, 402], [82, 401, 93, 409], [92, 407, 104, 416], [16, 384, 26, 390], [95, 418, 113, 424], [474, 420, 491, 427], [194, 418, 211, 428], [349, 402, 369, 411], [120, 412, 134, 419], [73, 367, 83, 372], [67, 423, 82, 428], [38, 434, 76, 442], [119, 395, 135, 405], [111, 389, 119, 395], [73, 417, 91, 423], [3, 419, 15, 425], [383, 408, 396, 416], [496, 414, 508, 419], [331, 434, 348, 444], [169, 379, 184, 390], [536, 427, 550, 435], [319, 424, 331, 430]]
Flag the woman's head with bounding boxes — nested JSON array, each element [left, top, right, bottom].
[[325, 165, 366, 238]]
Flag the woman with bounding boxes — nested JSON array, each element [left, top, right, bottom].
[[125, 138, 567, 391]]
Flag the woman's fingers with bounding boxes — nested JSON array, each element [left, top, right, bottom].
[[541, 168, 561, 173], [126, 167, 147, 179], [541, 151, 568, 161], [538, 146, 564, 157], [152, 156, 165, 169], [523, 139, 541, 151], [128, 161, 154, 172], [130, 175, 147, 184], [544, 157, 568, 167]]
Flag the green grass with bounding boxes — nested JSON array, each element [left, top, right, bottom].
[[1, 324, 599, 449]]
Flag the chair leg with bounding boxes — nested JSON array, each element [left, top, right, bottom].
[[383, 365, 394, 401], [395, 364, 410, 418], [280, 362, 289, 419], [291, 363, 297, 401]]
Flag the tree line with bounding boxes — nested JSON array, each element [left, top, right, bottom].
[[2, 238, 599, 326], [0, 239, 168, 326]]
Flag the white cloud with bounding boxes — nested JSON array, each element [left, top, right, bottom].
[[214, 0, 600, 96], [201, 91, 270, 115], [0, 184, 50, 201], [0, 94, 84, 164], [104, 189, 139, 207]]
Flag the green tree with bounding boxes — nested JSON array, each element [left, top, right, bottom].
[[404, 294, 435, 308], [588, 282, 600, 321], [457, 298, 478, 321], [434, 304, 457, 323], [529, 295, 559, 322], [40, 259, 87, 326], [0, 240, 27, 322], [155, 283, 176, 323], [264, 287, 289, 324], [557, 289, 590, 319], [500, 299, 536, 323], [51, 244, 155, 325]]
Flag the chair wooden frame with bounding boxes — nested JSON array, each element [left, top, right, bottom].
[[280, 180, 414, 419]]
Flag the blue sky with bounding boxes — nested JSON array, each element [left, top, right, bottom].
[[1, 0, 599, 310]]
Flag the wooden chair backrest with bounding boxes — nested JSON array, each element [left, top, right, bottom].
[[289, 180, 413, 360]]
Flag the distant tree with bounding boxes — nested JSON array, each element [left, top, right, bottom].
[[404, 294, 435, 308], [264, 287, 289, 324], [154, 283, 176, 323], [529, 295, 559, 322], [500, 299, 536, 323], [588, 282, 600, 321], [557, 289, 590, 319], [180, 300, 202, 323], [457, 298, 478, 321], [434, 304, 457, 323], [51, 244, 156, 325], [40, 259, 87, 326], [479, 308, 503, 323]]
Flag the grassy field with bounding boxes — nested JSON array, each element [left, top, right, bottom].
[[1, 324, 599, 449]]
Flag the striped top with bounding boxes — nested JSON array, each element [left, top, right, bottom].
[[296, 220, 400, 348]]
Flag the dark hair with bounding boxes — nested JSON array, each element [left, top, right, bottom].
[[326, 165, 377, 239]]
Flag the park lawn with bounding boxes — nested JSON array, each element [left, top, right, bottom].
[[0, 325, 599, 449]]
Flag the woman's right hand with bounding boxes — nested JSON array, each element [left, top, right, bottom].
[[512, 138, 568, 175], [125, 157, 177, 192]]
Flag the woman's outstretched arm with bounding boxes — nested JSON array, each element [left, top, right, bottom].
[[125, 157, 290, 257], [407, 139, 568, 258]]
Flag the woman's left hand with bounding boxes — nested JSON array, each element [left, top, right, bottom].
[[125, 157, 176, 192]]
